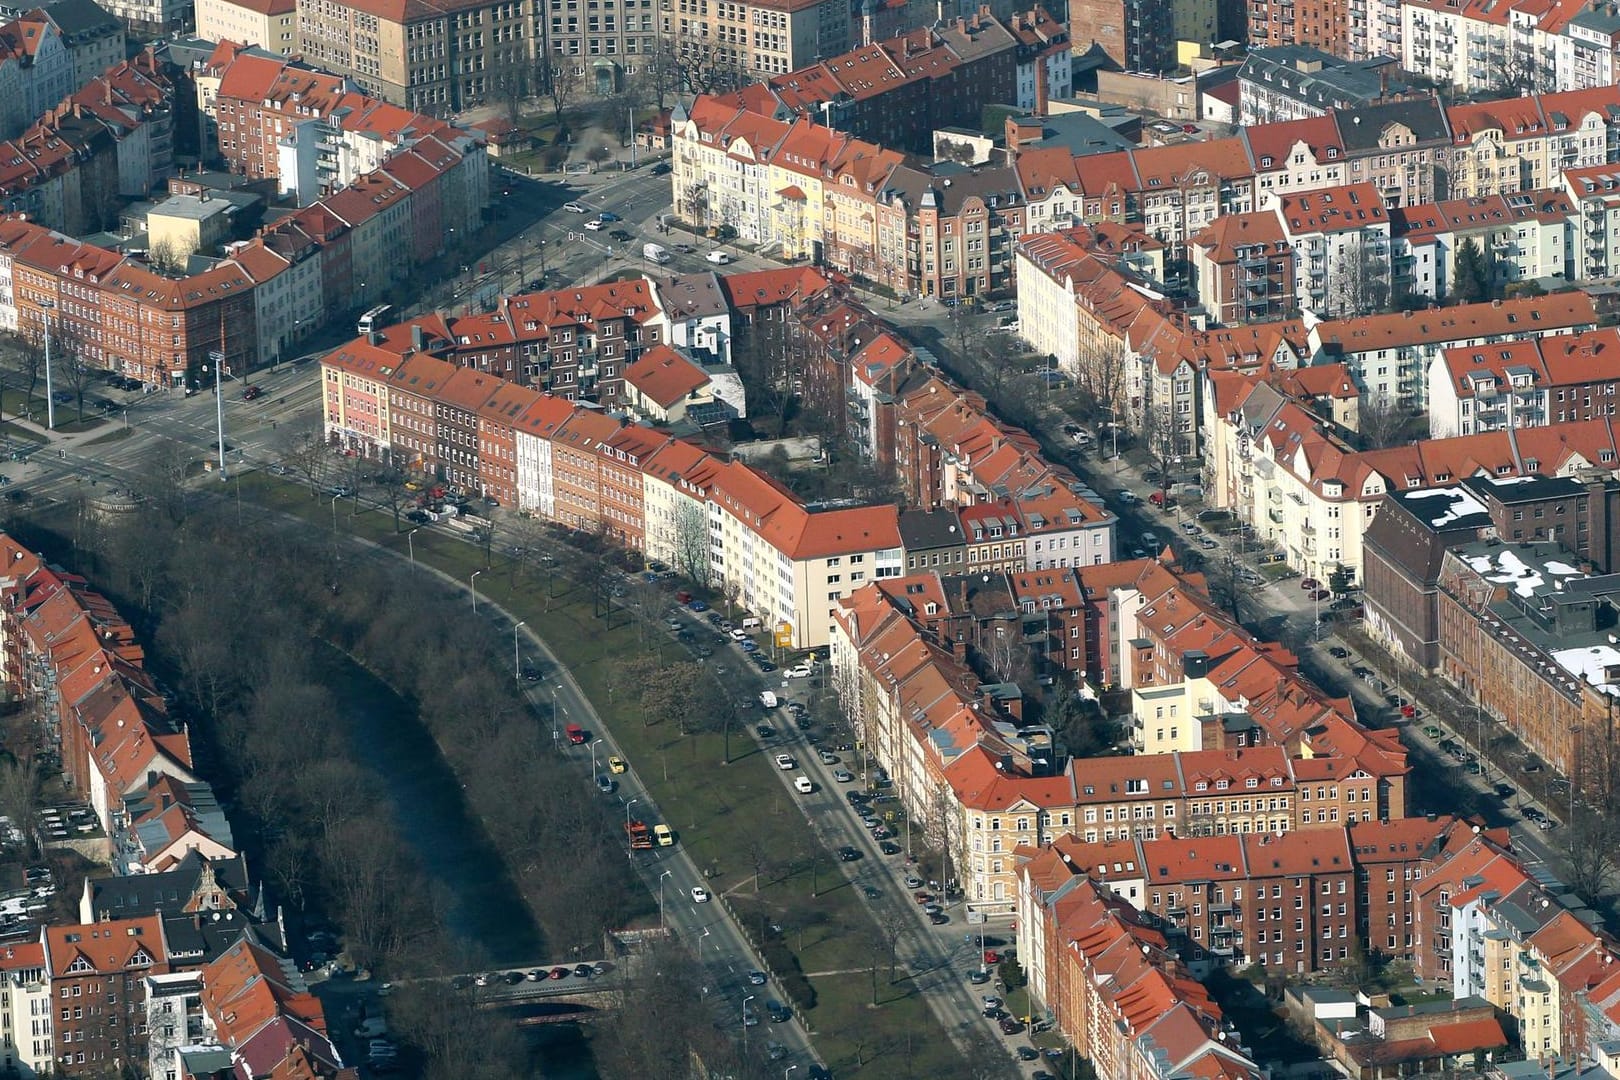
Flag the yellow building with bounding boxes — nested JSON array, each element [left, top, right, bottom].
[[146, 194, 238, 260], [196, 0, 296, 54]]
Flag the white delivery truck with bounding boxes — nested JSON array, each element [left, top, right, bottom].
[[643, 243, 671, 264]]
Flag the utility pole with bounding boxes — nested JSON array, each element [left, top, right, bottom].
[[39, 300, 55, 431]]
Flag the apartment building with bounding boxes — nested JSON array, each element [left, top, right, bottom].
[[1069, 0, 1175, 72], [195, 0, 293, 52], [749, 14, 1017, 153], [202, 43, 489, 209], [1237, 48, 1407, 125], [1190, 212, 1296, 325], [1429, 327, 1620, 438], [44, 918, 169, 1076], [1015, 864, 1262, 1080], [662, 0, 848, 78], [831, 557, 1410, 911], [0, 944, 51, 1079], [1447, 89, 1620, 199], [298, 0, 538, 112], [1029, 829, 1358, 976], [1311, 293, 1597, 411], [1269, 182, 1392, 317], [1403, 0, 1589, 97]]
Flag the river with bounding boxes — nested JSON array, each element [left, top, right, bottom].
[[317, 645, 600, 1079]]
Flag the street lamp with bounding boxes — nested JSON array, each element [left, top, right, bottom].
[[408, 527, 421, 566], [658, 869, 672, 927], [470, 569, 484, 613], [330, 492, 344, 532], [786, 1067, 799, 1080], [513, 621, 526, 678], [743, 995, 755, 1043], [590, 738, 603, 775], [207, 349, 227, 479], [623, 797, 638, 825], [38, 299, 55, 431]]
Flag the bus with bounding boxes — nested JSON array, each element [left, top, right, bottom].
[[357, 303, 394, 335]]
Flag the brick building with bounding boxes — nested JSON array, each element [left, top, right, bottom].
[[44, 917, 169, 1077], [1034, 828, 1358, 976], [1363, 485, 1496, 672]]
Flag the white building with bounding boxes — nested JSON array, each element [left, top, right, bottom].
[[1267, 182, 1392, 317], [0, 943, 51, 1079], [1309, 292, 1597, 412]]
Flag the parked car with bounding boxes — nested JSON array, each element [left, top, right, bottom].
[[705, 250, 733, 264], [563, 201, 588, 213], [1300, 578, 1321, 591]]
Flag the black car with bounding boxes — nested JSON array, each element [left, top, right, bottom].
[[837, 846, 862, 862], [929, 911, 949, 924], [1017, 1047, 1039, 1061], [756, 661, 778, 673], [520, 666, 541, 682], [1495, 783, 1516, 799], [766, 1000, 791, 1023], [999, 1016, 1025, 1035], [1328, 646, 1350, 659], [879, 840, 901, 855], [756, 724, 775, 739], [650, 161, 672, 175], [609, 228, 633, 241], [573, 963, 594, 978]]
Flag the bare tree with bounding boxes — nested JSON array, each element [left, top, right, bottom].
[[670, 500, 711, 583], [148, 238, 187, 274], [1141, 402, 1179, 509], [586, 144, 613, 171], [921, 782, 962, 893], [1355, 390, 1411, 450], [1325, 234, 1391, 318], [1560, 808, 1619, 906], [0, 759, 43, 859], [62, 349, 96, 423], [5, 331, 44, 412], [279, 420, 330, 496], [633, 40, 682, 114], [671, 35, 749, 95], [1077, 339, 1131, 431], [544, 64, 582, 130]]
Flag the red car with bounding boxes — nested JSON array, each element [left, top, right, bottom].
[[240, 385, 262, 401], [1311, 589, 1331, 601], [565, 723, 587, 745]]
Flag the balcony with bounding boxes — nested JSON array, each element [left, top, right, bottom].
[[1268, 507, 1285, 525]]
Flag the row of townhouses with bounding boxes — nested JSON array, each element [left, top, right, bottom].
[[0, 93, 484, 382], [0, 534, 351, 1079], [828, 550, 1411, 913], [675, 82, 1620, 301], [320, 268, 1117, 646], [1016, 812, 1620, 1077]]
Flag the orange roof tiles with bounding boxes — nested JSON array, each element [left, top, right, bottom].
[[624, 345, 711, 408]]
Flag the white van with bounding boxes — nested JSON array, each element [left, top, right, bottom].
[[643, 243, 671, 264]]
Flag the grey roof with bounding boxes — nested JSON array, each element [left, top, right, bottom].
[[1, 0, 118, 32], [162, 912, 280, 967], [655, 272, 729, 320], [1461, 473, 1588, 505], [1387, 485, 1494, 533], [1012, 112, 1136, 157], [83, 851, 262, 922], [1334, 96, 1452, 150], [899, 508, 966, 550], [880, 162, 1023, 215], [1238, 47, 1407, 110], [1570, 6, 1620, 34]]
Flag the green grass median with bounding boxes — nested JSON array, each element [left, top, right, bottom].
[[239, 472, 965, 1075]]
